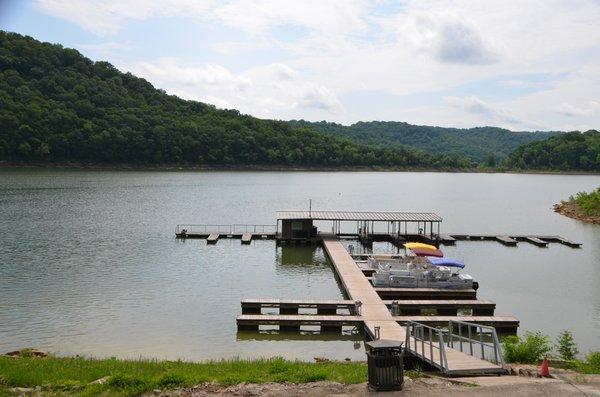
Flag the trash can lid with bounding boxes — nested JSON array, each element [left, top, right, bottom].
[[365, 339, 403, 349]]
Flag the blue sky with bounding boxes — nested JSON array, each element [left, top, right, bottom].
[[2, 0, 600, 131]]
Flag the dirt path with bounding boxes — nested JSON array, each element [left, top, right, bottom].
[[147, 372, 600, 397]]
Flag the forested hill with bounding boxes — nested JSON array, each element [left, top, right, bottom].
[[0, 31, 475, 169], [503, 130, 600, 171], [288, 120, 560, 163]]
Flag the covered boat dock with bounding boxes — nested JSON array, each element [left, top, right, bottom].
[[275, 210, 443, 245]]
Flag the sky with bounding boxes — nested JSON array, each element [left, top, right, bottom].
[[1, 0, 600, 131]]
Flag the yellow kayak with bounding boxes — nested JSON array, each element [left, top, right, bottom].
[[404, 242, 437, 250]]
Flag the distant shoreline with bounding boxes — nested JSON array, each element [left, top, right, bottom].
[[0, 161, 599, 175]]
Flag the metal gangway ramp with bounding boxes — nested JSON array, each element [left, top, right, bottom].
[[322, 238, 506, 376], [405, 320, 506, 376]]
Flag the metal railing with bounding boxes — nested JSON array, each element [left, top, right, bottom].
[[405, 320, 505, 374], [175, 224, 276, 234], [405, 321, 448, 371], [447, 320, 505, 368]]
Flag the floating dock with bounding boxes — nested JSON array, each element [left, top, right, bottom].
[[237, 314, 517, 333], [177, 209, 582, 375], [236, 237, 516, 375], [176, 220, 581, 248], [321, 238, 508, 375], [176, 224, 276, 244], [241, 298, 495, 316]]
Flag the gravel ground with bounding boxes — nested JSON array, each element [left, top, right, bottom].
[[142, 370, 600, 397]]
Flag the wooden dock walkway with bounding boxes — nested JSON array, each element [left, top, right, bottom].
[[176, 224, 581, 249], [374, 287, 477, 300], [237, 314, 518, 332], [495, 235, 518, 246], [240, 298, 496, 316], [321, 238, 505, 375], [322, 237, 406, 341], [444, 234, 581, 248], [524, 236, 548, 247]]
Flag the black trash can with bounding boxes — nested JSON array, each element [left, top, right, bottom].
[[365, 339, 404, 391]]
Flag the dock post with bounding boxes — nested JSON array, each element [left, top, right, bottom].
[[321, 325, 342, 333], [317, 307, 337, 315], [280, 324, 300, 332], [237, 324, 259, 331], [436, 308, 458, 316], [472, 308, 495, 316], [280, 306, 299, 315], [241, 306, 261, 314]]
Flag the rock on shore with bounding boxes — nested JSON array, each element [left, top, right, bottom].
[[554, 202, 600, 225]]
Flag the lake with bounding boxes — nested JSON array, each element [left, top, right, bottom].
[[0, 169, 599, 361]]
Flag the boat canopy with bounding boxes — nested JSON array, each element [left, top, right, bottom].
[[411, 248, 443, 257], [427, 257, 465, 269], [404, 242, 437, 250]]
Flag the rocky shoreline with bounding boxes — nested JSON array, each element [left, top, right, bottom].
[[554, 201, 600, 225]]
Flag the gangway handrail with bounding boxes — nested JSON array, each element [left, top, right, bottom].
[[405, 320, 449, 372], [176, 224, 276, 234], [405, 320, 505, 374], [232, 224, 277, 233], [447, 320, 505, 368]]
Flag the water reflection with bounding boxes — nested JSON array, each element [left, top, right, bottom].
[[276, 245, 328, 268], [237, 330, 362, 343]]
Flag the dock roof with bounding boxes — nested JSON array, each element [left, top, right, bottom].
[[276, 210, 442, 222]]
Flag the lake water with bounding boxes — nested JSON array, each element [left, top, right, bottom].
[[0, 169, 599, 361]]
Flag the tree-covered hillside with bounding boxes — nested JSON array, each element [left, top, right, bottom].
[[289, 120, 560, 163], [503, 130, 600, 171], [0, 31, 475, 169]]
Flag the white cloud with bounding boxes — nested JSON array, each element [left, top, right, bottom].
[[123, 60, 342, 117], [77, 42, 132, 58], [37, 0, 368, 38], [134, 61, 251, 92], [297, 83, 342, 112], [554, 103, 593, 118], [267, 63, 298, 81], [37, 0, 600, 128], [396, 12, 497, 65], [444, 96, 522, 126], [37, 0, 200, 36]]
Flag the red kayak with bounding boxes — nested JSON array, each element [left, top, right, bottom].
[[411, 248, 443, 257]]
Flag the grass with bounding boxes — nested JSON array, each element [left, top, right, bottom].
[[569, 351, 600, 375], [502, 331, 552, 364], [405, 363, 423, 380], [569, 187, 600, 216], [0, 356, 366, 396], [501, 330, 600, 376]]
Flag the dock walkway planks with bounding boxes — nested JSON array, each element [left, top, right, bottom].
[[524, 236, 548, 247], [495, 235, 518, 246], [207, 233, 219, 244], [392, 315, 519, 330], [236, 314, 517, 331], [241, 298, 496, 316], [374, 287, 477, 300], [321, 237, 504, 375]]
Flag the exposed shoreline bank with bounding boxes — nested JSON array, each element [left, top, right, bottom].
[[554, 201, 600, 225], [1, 354, 599, 396], [1, 161, 599, 175]]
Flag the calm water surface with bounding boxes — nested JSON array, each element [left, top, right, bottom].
[[0, 169, 599, 360]]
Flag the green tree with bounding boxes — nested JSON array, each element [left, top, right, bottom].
[[555, 330, 579, 361]]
